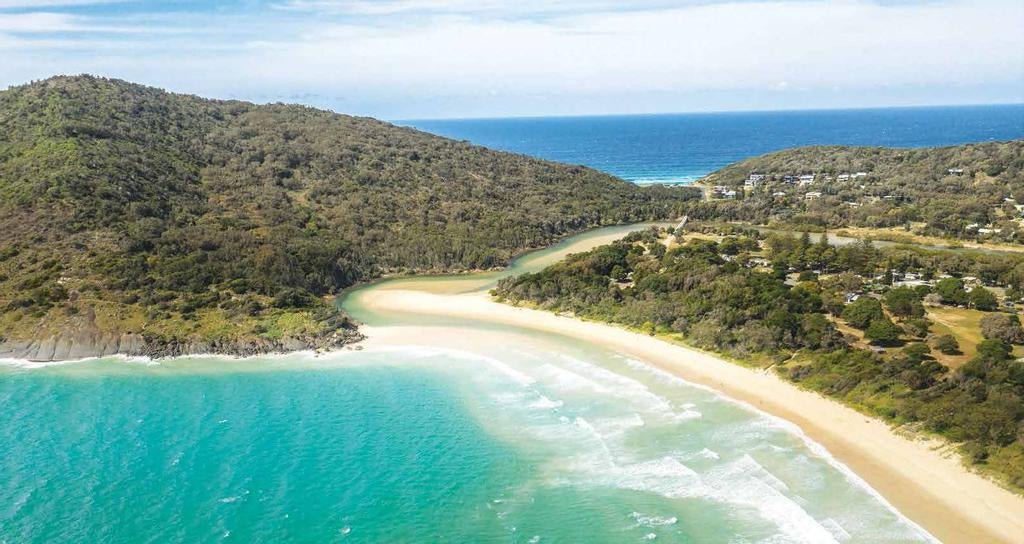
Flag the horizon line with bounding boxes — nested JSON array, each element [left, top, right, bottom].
[[393, 101, 1024, 124]]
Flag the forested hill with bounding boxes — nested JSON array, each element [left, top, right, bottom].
[[0, 75, 696, 360], [702, 142, 1023, 187], [693, 141, 1024, 242]]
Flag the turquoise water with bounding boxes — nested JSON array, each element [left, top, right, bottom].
[[0, 362, 524, 543], [406, 105, 1024, 184], [0, 225, 939, 542], [0, 341, 936, 543]]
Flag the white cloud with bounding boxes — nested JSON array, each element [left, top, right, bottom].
[[276, 0, 701, 17], [0, 0, 1021, 117], [242, 0, 1024, 93], [0, 0, 125, 7]]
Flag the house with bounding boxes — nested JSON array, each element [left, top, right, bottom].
[[744, 173, 766, 187], [948, 168, 965, 176], [798, 174, 814, 186], [894, 279, 932, 288], [772, 191, 786, 197], [854, 172, 868, 178], [711, 186, 737, 199], [837, 174, 851, 181], [845, 293, 861, 303], [804, 191, 822, 199]]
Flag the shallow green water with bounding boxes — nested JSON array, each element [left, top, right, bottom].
[[1, 225, 937, 543]]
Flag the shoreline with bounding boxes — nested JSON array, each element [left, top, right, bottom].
[[355, 287, 1024, 544]]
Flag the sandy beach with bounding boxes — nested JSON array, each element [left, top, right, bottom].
[[355, 287, 1024, 544]]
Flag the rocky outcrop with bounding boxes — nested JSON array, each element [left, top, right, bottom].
[[0, 328, 364, 362], [0, 306, 364, 362]]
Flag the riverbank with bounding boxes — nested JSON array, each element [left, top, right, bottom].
[[353, 287, 1024, 544]]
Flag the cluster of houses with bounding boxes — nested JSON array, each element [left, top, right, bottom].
[[741, 167, 965, 193], [966, 223, 1004, 235], [845, 272, 1016, 310], [744, 173, 816, 188], [834, 172, 868, 182]]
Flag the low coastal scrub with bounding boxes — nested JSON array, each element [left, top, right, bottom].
[[495, 229, 1024, 491]]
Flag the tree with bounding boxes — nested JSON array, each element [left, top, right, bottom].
[[962, 339, 1013, 380], [800, 313, 844, 349], [884, 286, 924, 318], [933, 334, 961, 355], [936, 278, 968, 306], [865, 317, 902, 345], [902, 317, 931, 338], [969, 286, 998, 311], [902, 342, 931, 362], [797, 270, 816, 282], [842, 297, 884, 329], [979, 313, 1024, 344]]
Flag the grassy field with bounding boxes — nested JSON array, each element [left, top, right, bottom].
[[926, 306, 1024, 368], [926, 306, 985, 368], [831, 225, 1024, 254]]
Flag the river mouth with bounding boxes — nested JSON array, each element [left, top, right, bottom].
[[1, 223, 939, 543]]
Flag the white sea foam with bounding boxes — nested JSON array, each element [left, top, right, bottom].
[[697, 448, 720, 460], [701, 455, 837, 544], [588, 413, 646, 437], [526, 395, 564, 410], [556, 355, 675, 415], [362, 344, 537, 386], [821, 518, 852, 541], [0, 353, 156, 369], [535, 363, 609, 394], [629, 512, 678, 528], [616, 354, 939, 543]]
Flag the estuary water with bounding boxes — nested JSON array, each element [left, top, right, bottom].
[[0, 225, 937, 543]]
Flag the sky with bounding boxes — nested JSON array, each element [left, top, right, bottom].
[[0, 0, 1022, 119]]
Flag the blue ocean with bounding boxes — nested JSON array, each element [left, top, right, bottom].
[[405, 105, 1024, 183]]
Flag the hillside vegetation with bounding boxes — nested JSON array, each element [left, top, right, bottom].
[[0, 75, 695, 358], [693, 142, 1024, 242]]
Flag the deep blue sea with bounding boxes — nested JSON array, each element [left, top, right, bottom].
[[405, 105, 1024, 183]]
